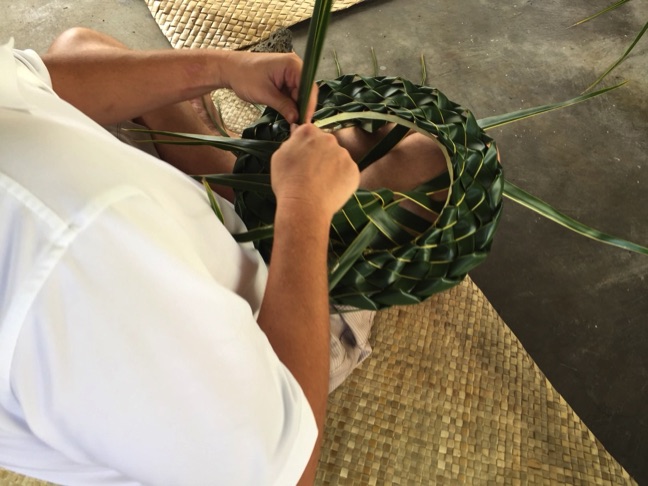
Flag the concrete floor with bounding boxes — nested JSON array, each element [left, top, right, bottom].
[[3, 0, 647, 483]]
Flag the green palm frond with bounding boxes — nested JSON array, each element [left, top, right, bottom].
[[371, 47, 379, 76], [131, 129, 280, 158], [570, 0, 631, 27], [201, 178, 225, 223], [570, 1, 646, 93], [202, 96, 230, 137], [332, 49, 342, 77], [233, 74, 502, 309], [477, 81, 627, 130], [200, 173, 274, 194], [297, 0, 333, 123], [583, 21, 647, 93], [420, 54, 428, 85], [151, 0, 647, 309], [503, 181, 648, 255]]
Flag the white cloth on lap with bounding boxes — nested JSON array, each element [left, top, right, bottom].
[[329, 308, 374, 393]]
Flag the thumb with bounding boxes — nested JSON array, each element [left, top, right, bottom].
[[269, 89, 299, 124]]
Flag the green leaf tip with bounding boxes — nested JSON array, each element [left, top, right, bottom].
[[503, 180, 648, 256], [569, 0, 631, 28], [477, 81, 627, 130], [332, 49, 342, 76], [420, 53, 428, 85], [202, 178, 225, 224], [202, 95, 230, 137], [583, 20, 647, 93], [371, 47, 378, 77]]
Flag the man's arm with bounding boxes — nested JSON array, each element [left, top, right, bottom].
[[41, 28, 316, 126], [258, 124, 359, 484]]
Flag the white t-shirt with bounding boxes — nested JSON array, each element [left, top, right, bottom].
[[0, 39, 317, 485]]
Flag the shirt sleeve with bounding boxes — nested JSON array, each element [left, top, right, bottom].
[[12, 47, 53, 88], [10, 192, 317, 486]]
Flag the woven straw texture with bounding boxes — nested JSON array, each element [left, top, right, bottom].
[[0, 470, 50, 486], [211, 88, 263, 135], [316, 277, 636, 484], [145, 0, 368, 50]]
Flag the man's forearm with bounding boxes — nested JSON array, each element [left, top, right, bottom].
[[43, 28, 309, 127], [42, 48, 233, 125], [256, 203, 332, 485]]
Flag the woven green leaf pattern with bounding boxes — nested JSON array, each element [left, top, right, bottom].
[[234, 75, 504, 310]]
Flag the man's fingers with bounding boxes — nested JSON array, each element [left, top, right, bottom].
[[269, 54, 318, 124], [272, 90, 299, 124]]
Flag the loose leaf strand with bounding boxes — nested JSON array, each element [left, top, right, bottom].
[[570, 0, 631, 28], [583, 21, 647, 93], [371, 47, 378, 77], [202, 178, 225, 223], [333, 49, 342, 76], [477, 81, 627, 130], [420, 53, 428, 85], [503, 180, 648, 256]]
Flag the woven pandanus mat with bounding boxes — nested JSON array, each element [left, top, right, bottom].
[[145, 0, 368, 50], [316, 276, 635, 485], [0, 469, 50, 485], [211, 88, 263, 135]]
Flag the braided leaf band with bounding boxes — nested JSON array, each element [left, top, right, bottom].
[[234, 75, 504, 310]]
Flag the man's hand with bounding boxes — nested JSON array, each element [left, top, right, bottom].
[[224, 51, 319, 124], [271, 123, 359, 219]]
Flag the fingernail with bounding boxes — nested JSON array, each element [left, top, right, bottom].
[[290, 123, 299, 133]]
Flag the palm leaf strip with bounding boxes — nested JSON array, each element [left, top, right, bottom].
[[583, 21, 647, 93], [297, 0, 333, 123], [570, 0, 631, 28], [503, 181, 648, 255]]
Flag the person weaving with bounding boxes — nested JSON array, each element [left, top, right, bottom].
[[0, 28, 446, 485]]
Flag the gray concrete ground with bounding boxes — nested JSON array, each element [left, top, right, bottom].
[[3, 0, 647, 482]]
